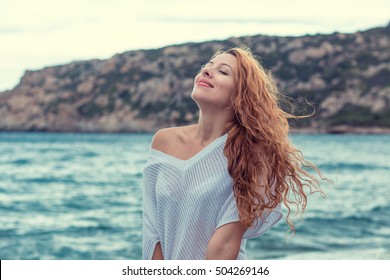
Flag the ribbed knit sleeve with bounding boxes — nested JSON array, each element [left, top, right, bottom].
[[142, 160, 160, 260], [216, 191, 283, 239]]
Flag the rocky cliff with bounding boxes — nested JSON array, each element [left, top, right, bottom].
[[0, 23, 389, 133]]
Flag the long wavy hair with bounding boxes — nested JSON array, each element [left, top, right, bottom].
[[219, 47, 327, 235]]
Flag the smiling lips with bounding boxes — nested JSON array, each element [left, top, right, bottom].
[[197, 79, 214, 88]]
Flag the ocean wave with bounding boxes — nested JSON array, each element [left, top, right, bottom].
[[301, 204, 390, 239], [6, 159, 32, 165], [306, 203, 390, 223], [316, 162, 390, 171], [1, 133, 389, 260]]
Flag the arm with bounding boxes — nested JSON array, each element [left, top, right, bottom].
[[152, 242, 164, 260], [205, 222, 247, 260]]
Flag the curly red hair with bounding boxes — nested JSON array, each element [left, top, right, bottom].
[[218, 47, 326, 235]]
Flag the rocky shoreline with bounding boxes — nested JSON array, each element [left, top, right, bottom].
[[0, 23, 389, 134], [1, 124, 389, 135]]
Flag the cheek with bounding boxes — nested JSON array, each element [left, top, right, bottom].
[[194, 73, 201, 84], [221, 80, 235, 95], [218, 82, 235, 106]]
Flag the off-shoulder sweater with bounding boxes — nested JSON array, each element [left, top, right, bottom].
[[142, 133, 282, 260]]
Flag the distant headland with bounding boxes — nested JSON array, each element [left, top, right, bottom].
[[1, 23, 389, 134]]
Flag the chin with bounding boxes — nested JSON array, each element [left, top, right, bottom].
[[191, 89, 210, 104], [192, 94, 225, 111]]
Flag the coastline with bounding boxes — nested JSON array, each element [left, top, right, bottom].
[[1, 125, 390, 134], [290, 125, 390, 134]]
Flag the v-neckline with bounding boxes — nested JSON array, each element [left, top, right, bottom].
[[150, 133, 228, 168]]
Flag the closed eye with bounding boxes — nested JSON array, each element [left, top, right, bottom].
[[219, 70, 228, 75]]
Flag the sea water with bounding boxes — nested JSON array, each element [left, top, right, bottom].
[[0, 132, 389, 260]]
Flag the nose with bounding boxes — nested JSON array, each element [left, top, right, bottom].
[[201, 65, 212, 77]]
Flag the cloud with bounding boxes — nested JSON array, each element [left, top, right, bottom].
[[0, 28, 27, 33], [0, 0, 389, 91], [152, 18, 317, 25]]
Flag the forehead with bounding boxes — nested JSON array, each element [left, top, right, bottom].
[[211, 53, 237, 68]]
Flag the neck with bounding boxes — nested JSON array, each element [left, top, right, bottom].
[[192, 106, 234, 144]]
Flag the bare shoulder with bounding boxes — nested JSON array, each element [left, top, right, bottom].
[[151, 128, 174, 152], [151, 125, 195, 153]]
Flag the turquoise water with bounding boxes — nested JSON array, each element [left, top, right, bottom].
[[0, 132, 389, 260]]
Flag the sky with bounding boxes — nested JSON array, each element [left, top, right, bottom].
[[0, 0, 389, 91]]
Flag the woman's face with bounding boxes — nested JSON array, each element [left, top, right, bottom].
[[191, 53, 237, 110]]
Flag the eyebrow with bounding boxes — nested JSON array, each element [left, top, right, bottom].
[[207, 61, 233, 70]]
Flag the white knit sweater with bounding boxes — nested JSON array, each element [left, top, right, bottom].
[[142, 133, 283, 260]]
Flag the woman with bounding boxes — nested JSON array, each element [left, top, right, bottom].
[[142, 47, 325, 260]]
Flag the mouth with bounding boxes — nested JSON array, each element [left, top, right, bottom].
[[197, 79, 214, 88]]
